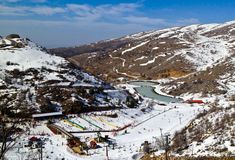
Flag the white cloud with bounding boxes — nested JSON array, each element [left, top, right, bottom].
[[66, 4, 100, 21], [177, 18, 200, 24], [99, 3, 140, 15], [66, 3, 141, 21], [0, 2, 201, 47], [0, 5, 66, 16], [124, 16, 167, 25], [0, 5, 27, 15], [5, 0, 21, 2], [31, 6, 65, 15], [0, 3, 140, 18], [31, 0, 47, 2], [2, 0, 47, 2]]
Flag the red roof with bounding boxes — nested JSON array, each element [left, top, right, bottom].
[[90, 141, 97, 145], [187, 100, 204, 104], [29, 136, 39, 141]]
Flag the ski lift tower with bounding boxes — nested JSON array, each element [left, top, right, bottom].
[[164, 132, 171, 160]]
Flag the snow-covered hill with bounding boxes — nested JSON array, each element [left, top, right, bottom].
[[49, 21, 235, 157], [0, 35, 136, 115]]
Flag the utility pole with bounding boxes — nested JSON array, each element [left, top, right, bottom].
[[34, 141, 43, 160], [40, 143, 43, 160], [164, 133, 170, 160], [160, 128, 164, 147], [179, 116, 182, 125], [39, 150, 41, 160], [105, 145, 109, 160], [160, 128, 163, 139]]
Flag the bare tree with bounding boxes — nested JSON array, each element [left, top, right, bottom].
[[0, 118, 21, 160], [0, 91, 26, 159]]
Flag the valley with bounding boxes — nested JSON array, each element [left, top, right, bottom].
[[1, 21, 235, 160]]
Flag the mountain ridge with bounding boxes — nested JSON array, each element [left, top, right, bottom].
[[0, 35, 137, 117], [49, 21, 235, 97]]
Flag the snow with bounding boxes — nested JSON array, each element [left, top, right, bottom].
[[159, 31, 176, 38], [3, 21, 235, 159], [180, 24, 200, 32], [134, 56, 147, 61], [0, 44, 66, 71], [207, 20, 235, 32], [197, 24, 219, 34], [140, 57, 156, 66], [1, 39, 12, 45], [117, 84, 139, 97], [0, 37, 129, 113], [72, 82, 96, 87], [115, 68, 139, 79], [124, 27, 180, 40], [122, 41, 149, 55], [117, 105, 200, 142], [5, 79, 208, 160], [181, 35, 230, 71], [87, 52, 97, 59], [7, 101, 204, 160], [120, 21, 235, 72], [139, 54, 166, 66], [6, 124, 79, 160], [109, 54, 126, 67], [104, 89, 128, 101], [152, 47, 159, 50], [44, 72, 62, 81], [124, 31, 156, 40], [179, 105, 235, 157]]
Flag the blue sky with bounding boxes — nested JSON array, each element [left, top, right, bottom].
[[0, 0, 235, 48]]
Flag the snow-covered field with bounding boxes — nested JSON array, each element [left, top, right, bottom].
[[6, 85, 207, 160]]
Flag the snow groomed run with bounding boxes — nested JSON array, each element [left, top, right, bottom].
[[63, 119, 86, 131], [91, 116, 119, 129], [80, 116, 103, 130]]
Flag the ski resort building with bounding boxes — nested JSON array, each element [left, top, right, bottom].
[[32, 111, 64, 120]]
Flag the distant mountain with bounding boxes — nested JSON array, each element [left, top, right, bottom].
[[50, 21, 235, 96], [49, 39, 130, 58], [0, 35, 136, 117]]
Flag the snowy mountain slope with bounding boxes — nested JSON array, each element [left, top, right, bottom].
[[0, 35, 136, 116], [50, 21, 235, 96], [172, 104, 235, 157], [49, 21, 235, 157]]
